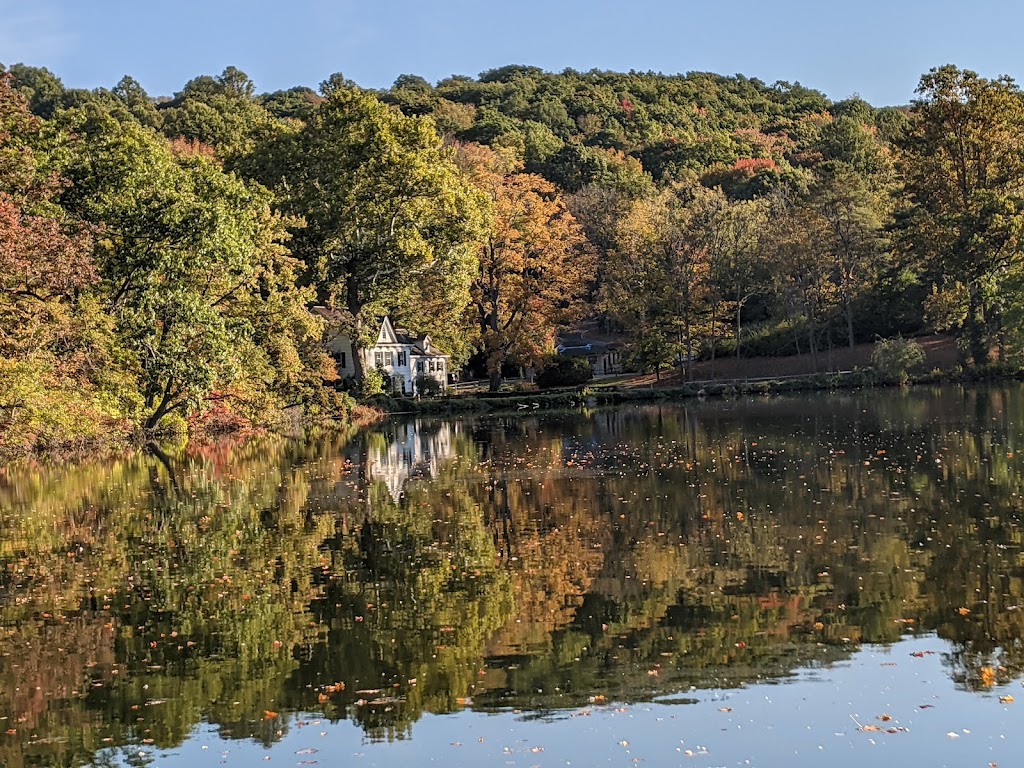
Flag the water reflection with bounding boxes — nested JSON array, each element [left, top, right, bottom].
[[3, 386, 1024, 764]]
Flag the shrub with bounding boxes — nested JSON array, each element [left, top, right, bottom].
[[535, 356, 594, 389], [871, 336, 925, 385], [365, 393, 399, 412], [415, 374, 444, 396], [359, 367, 386, 398]]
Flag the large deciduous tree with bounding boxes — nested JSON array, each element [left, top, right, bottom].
[[605, 184, 715, 381], [899, 65, 1024, 363], [56, 104, 314, 429], [460, 144, 593, 391], [261, 86, 488, 382], [0, 74, 115, 448]]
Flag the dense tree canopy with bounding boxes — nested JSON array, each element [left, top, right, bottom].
[[899, 65, 1024, 363], [255, 85, 489, 380], [459, 143, 593, 390], [6, 59, 1024, 453]]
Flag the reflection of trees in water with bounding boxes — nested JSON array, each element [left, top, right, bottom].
[[4, 388, 1024, 760], [467, 387, 1024, 706]]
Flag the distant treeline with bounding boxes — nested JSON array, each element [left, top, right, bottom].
[[2, 62, 1023, 455]]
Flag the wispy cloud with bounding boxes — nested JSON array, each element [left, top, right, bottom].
[[0, 1, 77, 67]]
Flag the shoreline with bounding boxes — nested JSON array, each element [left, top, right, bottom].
[[5, 367, 1023, 465], [369, 365, 1024, 416]]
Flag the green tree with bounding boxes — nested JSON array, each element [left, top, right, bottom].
[[55, 105, 303, 429], [607, 184, 715, 381], [159, 67, 273, 160], [810, 164, 890, 349], [111, 75, 162, 129], [260, 86, 489, 382], [899, 65, 1024, 363]]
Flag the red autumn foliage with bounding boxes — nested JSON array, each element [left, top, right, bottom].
[[731, 157, 778, 176], [168, 137, 218, 159], [0, 196, 96, 302]]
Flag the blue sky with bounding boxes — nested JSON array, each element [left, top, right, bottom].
[[2, 0, 1022, 106]]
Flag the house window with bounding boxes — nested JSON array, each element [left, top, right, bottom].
[[374, 351, 383, 367], [416, 361, 423, 373], [385, 351, 394, 366], [398, 351, 407, 367], [337, 351, 346, 369]]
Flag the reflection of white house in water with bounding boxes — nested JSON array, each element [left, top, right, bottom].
[[368, 420, 455, 501]]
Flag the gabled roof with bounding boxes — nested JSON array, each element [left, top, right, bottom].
[[310, 309, 449, 358], [376, 316, 400, 345]]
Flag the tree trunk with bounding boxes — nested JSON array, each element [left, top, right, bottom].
[[789, 307, 802, 356], [347, 276, 366, 383], [684, 315, 693, 382], [486, 310, 504, 392], [735, 288, 743, 362], [144, 380, 177, 430], [966, 282, 988, 365], [845, 298, 855, 351], [807, 316, 818, 373], [709, 299, 718, 381]]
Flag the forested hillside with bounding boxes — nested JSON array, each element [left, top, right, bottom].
[[3, 61, 1024, 455]]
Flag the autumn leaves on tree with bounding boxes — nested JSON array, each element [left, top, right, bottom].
[[458, 144, 593, 391], [7, 59, 1024, 453]]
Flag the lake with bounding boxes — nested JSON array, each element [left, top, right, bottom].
[[2, 385, 1024, 767]]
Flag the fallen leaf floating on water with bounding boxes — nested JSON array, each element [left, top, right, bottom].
[[958, 607, 972, 616], [718, 707, 732, 712], [999, 695, 1015, 704], [263, 710, 278, 720]]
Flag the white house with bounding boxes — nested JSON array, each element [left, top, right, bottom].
[[317, 310, 450, 395]]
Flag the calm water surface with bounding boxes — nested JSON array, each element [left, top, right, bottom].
[[3, 386, 1024, 767]]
